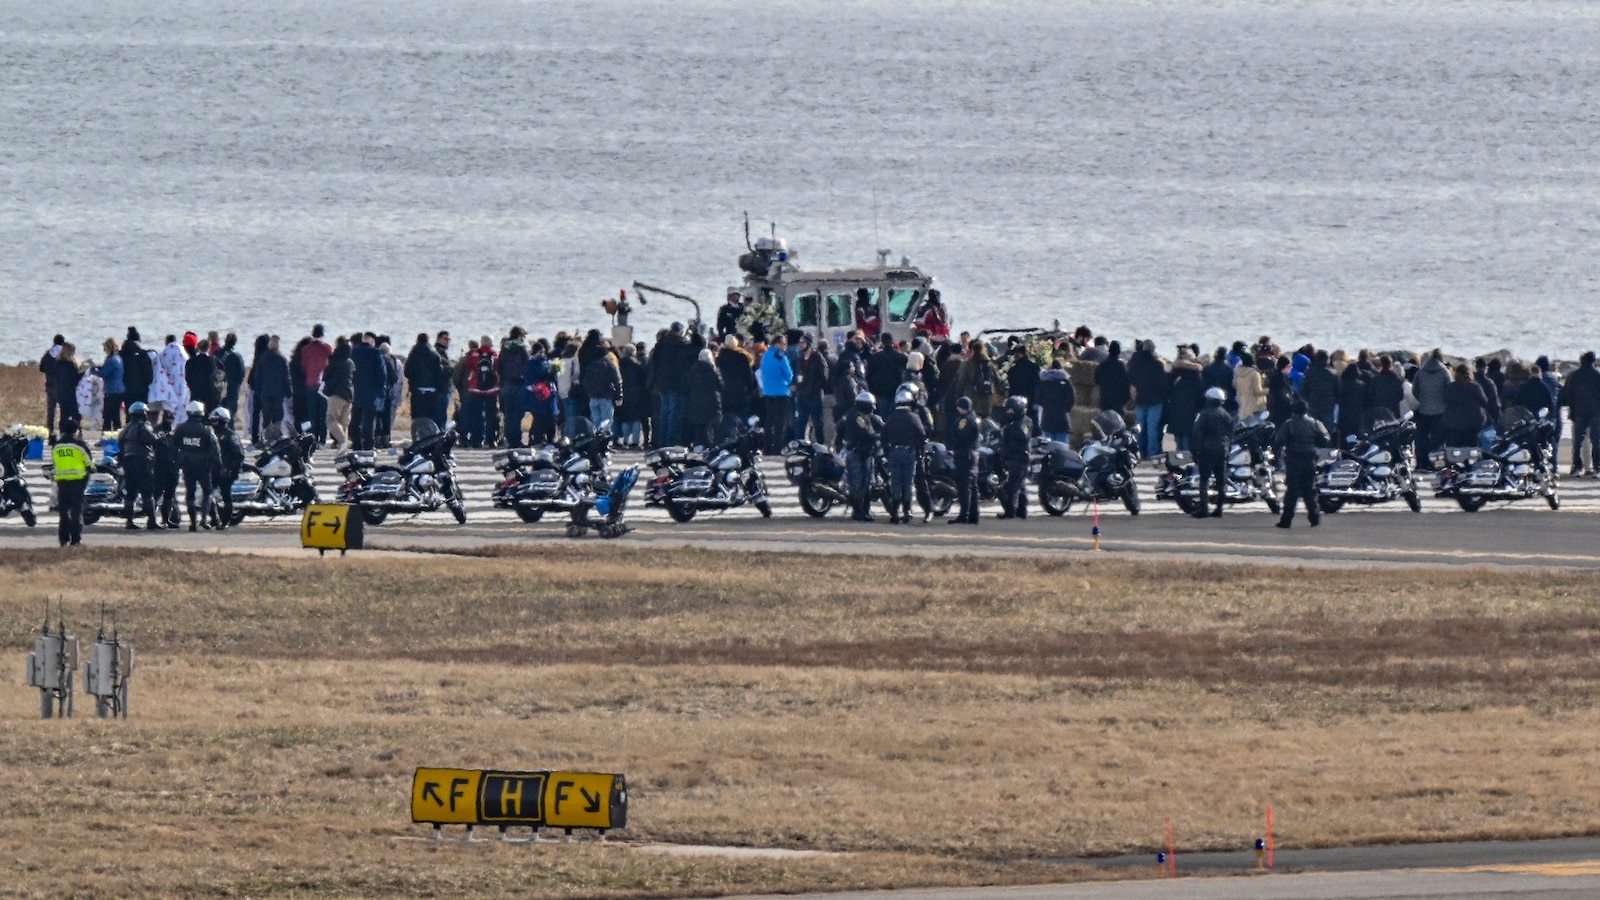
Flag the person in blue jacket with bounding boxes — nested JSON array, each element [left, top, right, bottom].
[[759, 334, 795, 453]]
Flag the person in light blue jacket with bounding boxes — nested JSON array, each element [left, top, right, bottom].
[[94, 338, 127, 431], [759, 335, 794, 453]]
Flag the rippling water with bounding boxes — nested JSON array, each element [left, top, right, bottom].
[[4, 0, 1599, 363]]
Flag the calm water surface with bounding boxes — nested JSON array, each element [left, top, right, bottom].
[[3, 0, 1598, 362]]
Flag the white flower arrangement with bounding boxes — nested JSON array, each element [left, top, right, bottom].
[[14, 425, 48, 440], [736, 300, 785, 341]]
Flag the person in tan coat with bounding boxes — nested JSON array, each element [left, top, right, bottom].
[[1234, 351, 1268, 419]]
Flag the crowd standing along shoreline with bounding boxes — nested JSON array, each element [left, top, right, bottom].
[[16, 300, 1599, 542]]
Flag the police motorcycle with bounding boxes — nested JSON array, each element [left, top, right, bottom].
[[1314, 411, 1421, 514], [336, 419, 466, 525], [1432, 407, 1559, 513], [226, 421, 321, 525], [492, 423, 613, 524], [0, 426, 38, 527], [1156, 411, 1283, 515], [1031, 410, 1142, 515], [643, 416, 771, 523], [781, 439, 912, 518], [80, 452, 125, 526]]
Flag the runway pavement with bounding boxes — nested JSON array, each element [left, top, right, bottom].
[[3, 446, 1596, 568]]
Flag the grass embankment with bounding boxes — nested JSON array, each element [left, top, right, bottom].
[[0, 364, 42, 429], [3, 547, 1599, 897]]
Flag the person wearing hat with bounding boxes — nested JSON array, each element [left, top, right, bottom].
[[840, 391, 883, 522], [174, 399, 221, 531], [184, 331, 221, 413], [49, 422, 93, 546], [119, 327, 155, 407], [946, 396, 982, 524]]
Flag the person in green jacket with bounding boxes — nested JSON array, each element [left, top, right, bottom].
[[50, 422, 93, 547]]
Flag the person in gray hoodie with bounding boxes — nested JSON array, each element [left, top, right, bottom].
[[1412, 348, 1451, 463]]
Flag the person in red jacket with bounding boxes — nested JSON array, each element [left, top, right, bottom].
[[463, 337, 500, 448]]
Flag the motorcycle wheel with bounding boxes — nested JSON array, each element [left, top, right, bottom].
[[82, 510, 99, 526], [1547, 490, 1561, 511], [666, 501, 697, 523], [1265, 492, 1282, 515], [515, 507, 544, 523], [1457, 496, 1486, 513], [798, 486, 834, 518], [1039, 486, 1073, 517], [360, 507, 389, 526], [1318, 497, 1344, 514], [1404, 491, 1422, 513], [449, 503, 467, 524], [1175, 496, 1198, 516], [229, 510, 247, 527], [1121, 483, 1141, 516], [756, 500, 772, 518], [929, 492, 953, 518]]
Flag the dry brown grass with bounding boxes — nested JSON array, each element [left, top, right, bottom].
[[0, 363, 44, 429], [3, 546, 1600, 897]]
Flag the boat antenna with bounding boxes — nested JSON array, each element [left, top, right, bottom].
[[873, 187, 889, 265], [744, 212, 753, 252]]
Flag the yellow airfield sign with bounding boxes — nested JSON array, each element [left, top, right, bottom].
[[300, 503, 363, 554], [411, 767, 628, 831]]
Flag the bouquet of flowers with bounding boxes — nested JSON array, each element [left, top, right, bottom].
[[736, 299, 785, 342]]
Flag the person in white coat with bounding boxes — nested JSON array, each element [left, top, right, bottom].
[[152, 335, 193, 423]]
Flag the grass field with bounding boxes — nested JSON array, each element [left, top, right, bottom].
[[0, 363, 43, 430], [3, 546, 1600, 897]]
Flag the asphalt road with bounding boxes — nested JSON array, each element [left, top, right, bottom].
[[722, 837, 1600, 899]]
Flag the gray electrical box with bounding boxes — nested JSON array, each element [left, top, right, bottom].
[[26, 617, 78, 719]]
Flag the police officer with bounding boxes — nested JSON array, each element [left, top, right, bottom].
[[153, 411, 183, 528], [175, 400, 222, 532], [996, 395, 1033, 519], [882, 386, 927, 524], [1273, 395, 1330, 528], [50, 423, 93, 547], [209, 407, 245, 530], [118, 401, 160, 530], [839, 391, 883, 522], [1191, 387, 1234, 518], [947, 395, 981, 525], [896, 376, 938, 521]]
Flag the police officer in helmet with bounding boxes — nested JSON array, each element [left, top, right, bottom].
[[996, 394, 1033, 519], [1190, 387, 1234, 518], [882, 386, 927, 524], [208, 407, 245, 529], [947, 396, 981, 525], [118, 401, 161, 530], [839, 391, 883, 522], [174, 400, 221, 532]]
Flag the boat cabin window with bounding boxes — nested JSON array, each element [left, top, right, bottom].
[[887, 288, 920, 323], [825, 292, 854, 328], [792, 292, 820, 328]]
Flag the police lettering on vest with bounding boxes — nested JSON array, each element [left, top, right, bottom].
[[51, 443, 91, 481]]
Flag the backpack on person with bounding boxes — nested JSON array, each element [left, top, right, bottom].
[[476, 353, 497, 392], [974, 360, 996, 399]]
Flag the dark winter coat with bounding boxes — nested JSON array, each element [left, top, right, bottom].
[[582, 352, 624, 405], [1006, 355, 1042, 401], [716, 347, 758, 415], [686, 359, 723, 427], [1560, 364, 1600, 420], [249, 348, 291, 400], [1367, 369, 1405, 419], [1126, 349, 1167, 406], [1165, 360, 1205, 440], [405, 341, 446, 392], [618, 357, 649, 421], [1094, 357, 1131, 412], [120, 341, 155, 403], [185, 351, 219, 408], [1302, 362, 1340, 417], [321, 348, 354, 401], [1442, 381, 1490, 434], [1337, 365, 1370, 435], [351, 343, 389, 409], [1035, 369, 1076, 435]]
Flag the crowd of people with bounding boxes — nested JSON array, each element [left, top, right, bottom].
[[30, 318, 1600, 541]]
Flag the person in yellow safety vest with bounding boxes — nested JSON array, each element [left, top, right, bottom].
[[50, 420, 93, 547]]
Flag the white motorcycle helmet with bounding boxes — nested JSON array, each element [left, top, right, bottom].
[[186, 400, 206, 416], [1205, 387, 1226, 403]]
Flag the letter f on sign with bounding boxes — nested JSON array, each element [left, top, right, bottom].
[[449, 777, 469, 811], [554, 780, 573, 815], [501, 778, 523, 817]]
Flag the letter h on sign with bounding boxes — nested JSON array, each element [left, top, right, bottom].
[[481, 772, 546, 825]]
